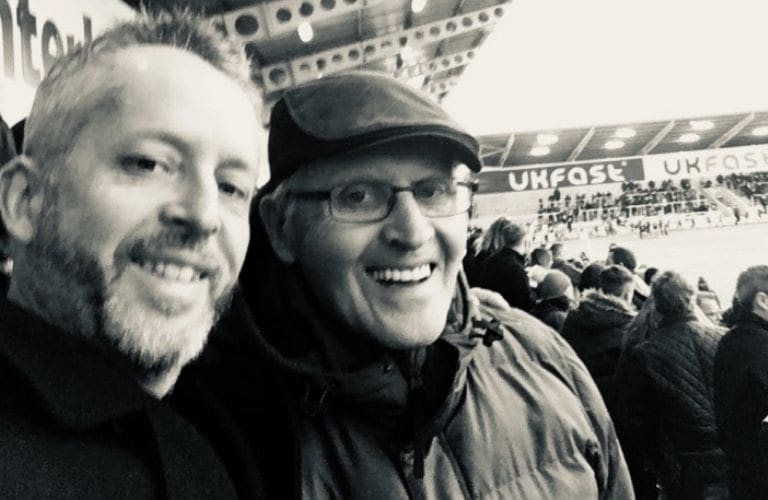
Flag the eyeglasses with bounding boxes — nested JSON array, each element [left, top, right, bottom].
[[288, 177, 477, 223]]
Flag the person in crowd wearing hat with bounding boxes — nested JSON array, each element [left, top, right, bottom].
[[613, 271, 727, 500], [531, 269, 576, 331], [183, 70, 632, 499], [470, 216, 534, 311], [0, 11, 264, 498], [714, 265, 768, 500], [560, 265, 636, 405]]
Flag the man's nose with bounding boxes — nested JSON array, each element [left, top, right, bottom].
[[381, 192, 435, 249], [160, 173, 220, 237]]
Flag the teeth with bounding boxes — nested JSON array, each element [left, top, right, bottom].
[[371, 264, 431, 283], [137, 260, 204, 283]]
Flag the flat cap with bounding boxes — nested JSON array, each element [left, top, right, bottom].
[[265, 70, 481, 191]]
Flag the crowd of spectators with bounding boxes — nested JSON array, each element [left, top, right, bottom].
[[465, 217, 768, 499], [718, 172, 768, 211], [535, 179, 713, 227]]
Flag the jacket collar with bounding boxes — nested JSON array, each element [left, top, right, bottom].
[[738, 311, 768, 332], [0, 298, 151, 429]]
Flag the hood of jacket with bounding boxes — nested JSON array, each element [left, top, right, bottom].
[[569, 290, 636, 333]]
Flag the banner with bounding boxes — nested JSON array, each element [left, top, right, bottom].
[[642, 143, 768, 181], [0, 0, 134, 123], [477, 158, 645, 193]]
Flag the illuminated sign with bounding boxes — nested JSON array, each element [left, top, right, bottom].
[[477, 158, 645, 193], [642, 144, 768, 180]]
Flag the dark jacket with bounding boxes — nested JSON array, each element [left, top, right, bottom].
[[714, 312, 768, 500], [561, 290, 636, 404], [552, 258, 583, 287], [613, 312, 727, 499], [470, 247, 534, 312], [184, 268, 634, 499], [530, 295, 572, 331], [0, 299, 241, 499]]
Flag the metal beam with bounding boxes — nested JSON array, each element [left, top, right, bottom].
[[567, 127, 595, 162], [258, 3, 511, 94], [497, 134, 516, 166], [708, 112, 756, 149], [640, 120, 676, 155]]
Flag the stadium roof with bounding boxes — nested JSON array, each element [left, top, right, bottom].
[[121, 0, 511, 108], [478, 111, 768, 168]]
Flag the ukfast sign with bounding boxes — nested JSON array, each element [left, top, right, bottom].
[[642, 143, 768, 181], [0, 0, 133, 123], [477, 158, 645, 193]]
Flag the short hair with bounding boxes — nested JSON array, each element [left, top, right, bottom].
[[550, 242, 564, 258], [652, 270, 695, 319], [579, 262, 605, 291], [530, 247, 552, 267], [609, 246, 637, 271], [735, 265, 768, 311], [480, 217, 525, 254], [24, 10, 259, 172], [643, 267, 659, 285], [599, 265, 634, 298]]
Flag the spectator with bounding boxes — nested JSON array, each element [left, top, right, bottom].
[[0, 12, 264, 497], [561, 265, 636, 404], [526, 246, 552, 288], [579, 262, 606, 293], [643, 267, 659, 286], [550, 242, 583, 287], [607, 246, 650, 307], [613, 271, 727, 499], [532, 269, 575, 331], [185, 71, 633, 499], [714, 265, 768, 499], [472, 217, 534, 311], [697, 291, 723, 326]]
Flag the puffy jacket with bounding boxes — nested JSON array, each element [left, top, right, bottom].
[[714, 312, 768, 500], [181, 274, 634, 499], [561, 291, 636, 404], [613, 313, 727, 499]]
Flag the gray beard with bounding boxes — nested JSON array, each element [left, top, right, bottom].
[[21, 203, 234, 379]]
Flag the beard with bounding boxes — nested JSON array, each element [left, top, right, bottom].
[[25, 201, 234, 379]]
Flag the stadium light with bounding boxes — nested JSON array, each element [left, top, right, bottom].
[[536, 133, 559, 146], [752, 125, 768, 136], [615, 127, 636, 139], [530, 146, 550, 156], [298, 22, 314, 43], [411, 0, 428, 13], [690, 120, 714, 131], [679, 132, 701, 143], [604, 139, 625, 150]]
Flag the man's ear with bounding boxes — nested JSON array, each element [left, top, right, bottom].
[[258, 194, 297, 264], [0, 155, 45, 243]]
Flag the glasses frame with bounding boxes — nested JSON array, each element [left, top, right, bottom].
[[288, 178, 478, 223]]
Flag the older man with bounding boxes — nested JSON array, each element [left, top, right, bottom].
[[189, 71, 632, 499], [0, 12, 263, 497], [714, 265, 768, 499]]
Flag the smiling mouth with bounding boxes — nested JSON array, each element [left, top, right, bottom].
[[367, 263, 434, 285], [132, 258, 209, 284]]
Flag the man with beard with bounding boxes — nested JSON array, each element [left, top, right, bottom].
[[186, 71, 632, 499], [0, 11, 263, 498]]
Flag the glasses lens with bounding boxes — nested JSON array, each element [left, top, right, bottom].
[[330, 181, 390, 221], [414, 178, 472, 217]]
